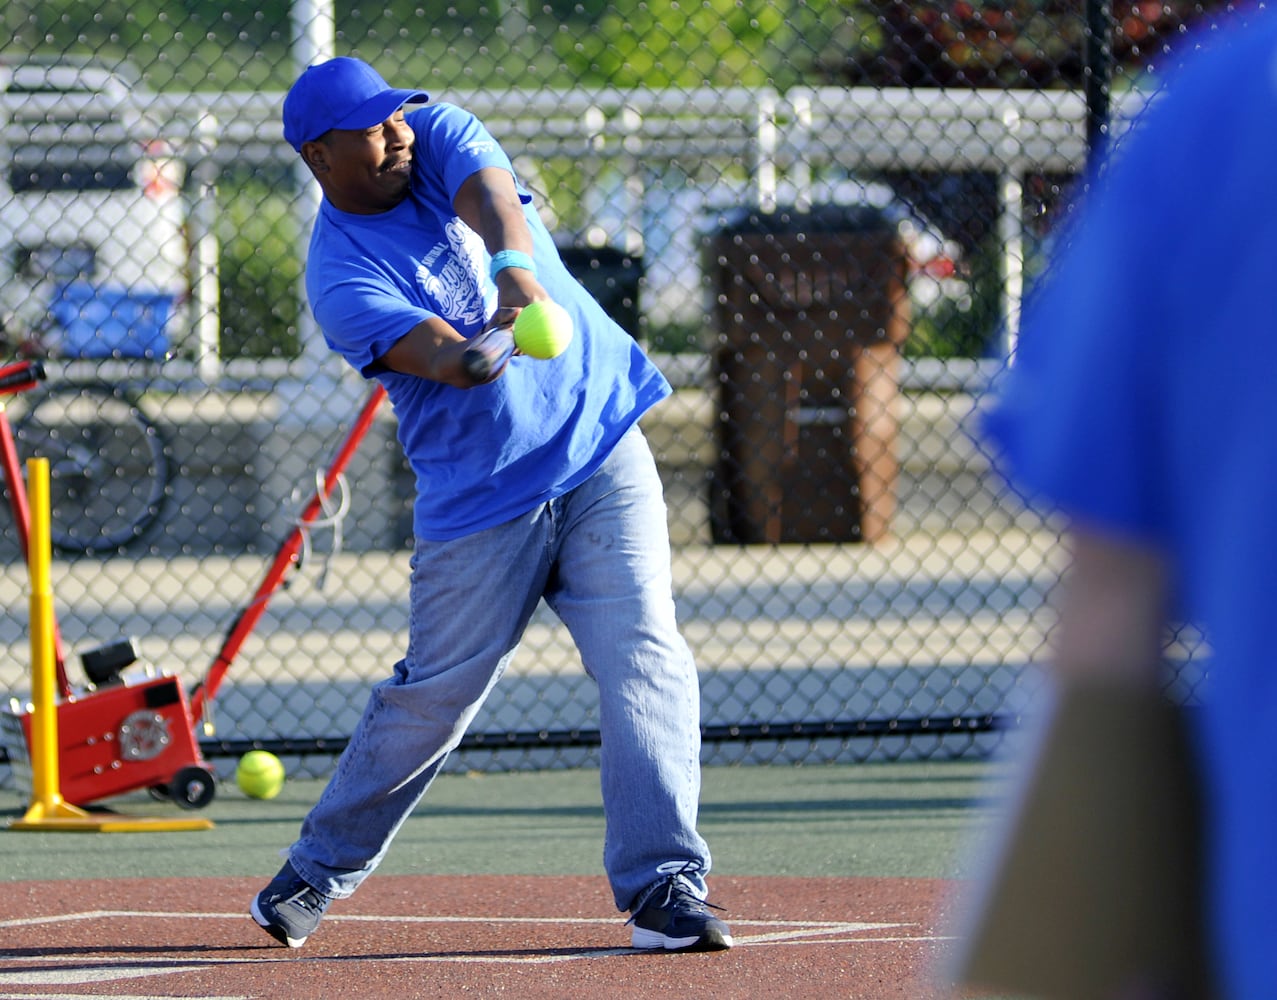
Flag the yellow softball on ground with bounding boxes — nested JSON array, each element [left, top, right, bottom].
[[513, 300, 574, 359], [236, 750, 286, 799]]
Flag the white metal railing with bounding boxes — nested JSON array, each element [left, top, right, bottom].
[[5, 84, 1151, 385], [137, 84, 1136, 167]]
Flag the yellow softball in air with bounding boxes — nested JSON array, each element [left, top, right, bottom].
[[236, 750, 286, 800], [513, 301, 574, 359]]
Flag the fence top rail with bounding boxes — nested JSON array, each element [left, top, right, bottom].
[[781, 85, 1150, 172], [6, 83, 1150, 167], [34, 84, 1140, 174]]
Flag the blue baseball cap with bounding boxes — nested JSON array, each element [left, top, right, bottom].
[[283, 57, 428, 152]]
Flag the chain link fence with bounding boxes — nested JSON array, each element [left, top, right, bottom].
[[1, 1, 1222, 785]]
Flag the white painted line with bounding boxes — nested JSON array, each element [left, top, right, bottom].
[[0, 909, 944, 987], [0, 910, 913, 931], [0, 912, 245, 929], [0, 965, 218, 989], [0, 995, 247, 1000], [732, 922, 905, 943]]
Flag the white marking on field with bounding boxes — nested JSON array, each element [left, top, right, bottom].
[[0, 908, 944, 991]]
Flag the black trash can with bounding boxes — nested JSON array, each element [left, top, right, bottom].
[[706, 205, 911, 544], [556, 244, 644, 340]]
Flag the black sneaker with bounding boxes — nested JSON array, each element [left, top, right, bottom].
[[250, 860, 333, 948], [628, 863, 733, 952]]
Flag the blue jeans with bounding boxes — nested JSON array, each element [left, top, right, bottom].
[[289, 426, 711, 910]]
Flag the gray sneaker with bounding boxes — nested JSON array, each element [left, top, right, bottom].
[[628, 863, 733, 952], [250, 860, 333, 948]]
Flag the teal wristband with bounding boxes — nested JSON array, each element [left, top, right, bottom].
[[490, 249, 536, 280]]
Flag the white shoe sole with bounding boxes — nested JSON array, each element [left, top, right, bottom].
[[251, 896, 309, 948], [631, 925, 734, 951]]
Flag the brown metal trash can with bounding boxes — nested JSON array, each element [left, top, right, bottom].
[[707, 206, 911, 544]]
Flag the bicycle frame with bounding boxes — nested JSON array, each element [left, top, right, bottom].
[[0, 359, 72, 698], [0, 362, 41, 559]]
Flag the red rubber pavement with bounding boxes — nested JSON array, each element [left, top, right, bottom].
[[0, 873, 965, 998]]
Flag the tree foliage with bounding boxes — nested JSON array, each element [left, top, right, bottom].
[[2, 0, 293, 89], [552, 0, 790, 88], [2, 0, 858, 91], [2, 0, 1246, 93]]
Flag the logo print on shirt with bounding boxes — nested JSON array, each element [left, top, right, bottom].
[[459, 139, 496, 156], [416, 219, 494, 327]]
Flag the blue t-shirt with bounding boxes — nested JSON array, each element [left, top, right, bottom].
[[984, 15, 1277, 997], [305, 102, 670, 540]]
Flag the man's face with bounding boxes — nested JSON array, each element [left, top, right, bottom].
[[305, 110, 415, 214]]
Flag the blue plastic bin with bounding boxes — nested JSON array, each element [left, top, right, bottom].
[[50, 281, 174, 359]]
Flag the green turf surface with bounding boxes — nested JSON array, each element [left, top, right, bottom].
[[0, 759, 1010, 883]]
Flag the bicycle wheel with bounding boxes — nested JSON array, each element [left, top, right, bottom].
[[13, 382, 169, 553]]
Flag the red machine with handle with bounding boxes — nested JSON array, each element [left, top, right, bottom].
[[1, 362, 388, 809]]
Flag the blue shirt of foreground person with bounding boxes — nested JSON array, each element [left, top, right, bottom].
[[986, 13, 1277, 998], [248, 56, 733, 956]]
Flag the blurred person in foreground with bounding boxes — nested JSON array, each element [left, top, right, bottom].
[[960, 10, 1277, 999], [249, 56, 731, 954]]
